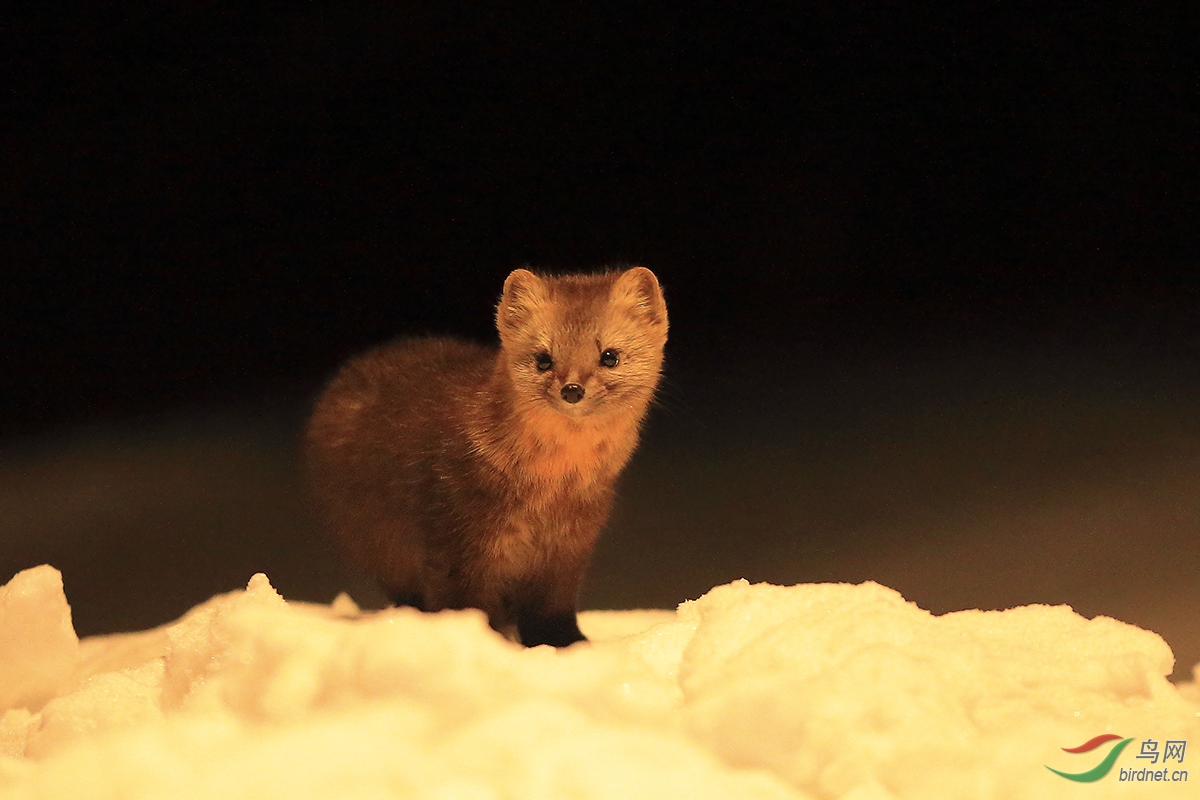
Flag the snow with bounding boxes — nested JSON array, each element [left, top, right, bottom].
[[1, 566, 1197, 799], [0, 567, 77, 714]]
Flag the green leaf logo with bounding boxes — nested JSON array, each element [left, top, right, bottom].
[[1046, 736, 1134, 782]]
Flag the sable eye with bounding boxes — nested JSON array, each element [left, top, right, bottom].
[[599, 349, 619, 368], [535, 352, 553, 372]]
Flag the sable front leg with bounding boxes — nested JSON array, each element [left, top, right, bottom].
[[518, 610, 585, 648], [389, 590, 426, 610], [516, 557, 588, 647]]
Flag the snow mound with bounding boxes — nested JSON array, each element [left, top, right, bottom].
[[0, 565, 1196, 799]]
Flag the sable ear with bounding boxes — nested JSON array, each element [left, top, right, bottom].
[[610, 267, 668, 334], [496, 268, 545, 341]]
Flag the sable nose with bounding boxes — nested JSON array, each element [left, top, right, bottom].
[[560, 383, 585, 404]]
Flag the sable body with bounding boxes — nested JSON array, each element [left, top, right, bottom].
[[305, 268, 667, 647]]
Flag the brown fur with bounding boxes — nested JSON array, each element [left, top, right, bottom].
[[305, 267, 668, 646]]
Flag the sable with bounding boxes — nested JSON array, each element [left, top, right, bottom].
[[305, 267, 668, 647]]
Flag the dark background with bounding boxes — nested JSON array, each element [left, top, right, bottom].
[[3, 4, 1198, 679]]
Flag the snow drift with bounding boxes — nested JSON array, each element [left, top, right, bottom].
[[1, 565, 1196, 799]]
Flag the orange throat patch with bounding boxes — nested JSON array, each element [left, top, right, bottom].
[[516, 405, 634, 487]]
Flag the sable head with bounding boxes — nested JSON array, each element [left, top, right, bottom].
[[496, 267, 668, 420]]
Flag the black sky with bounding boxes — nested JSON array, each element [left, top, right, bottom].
[[4, 2, 1198, 436]]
